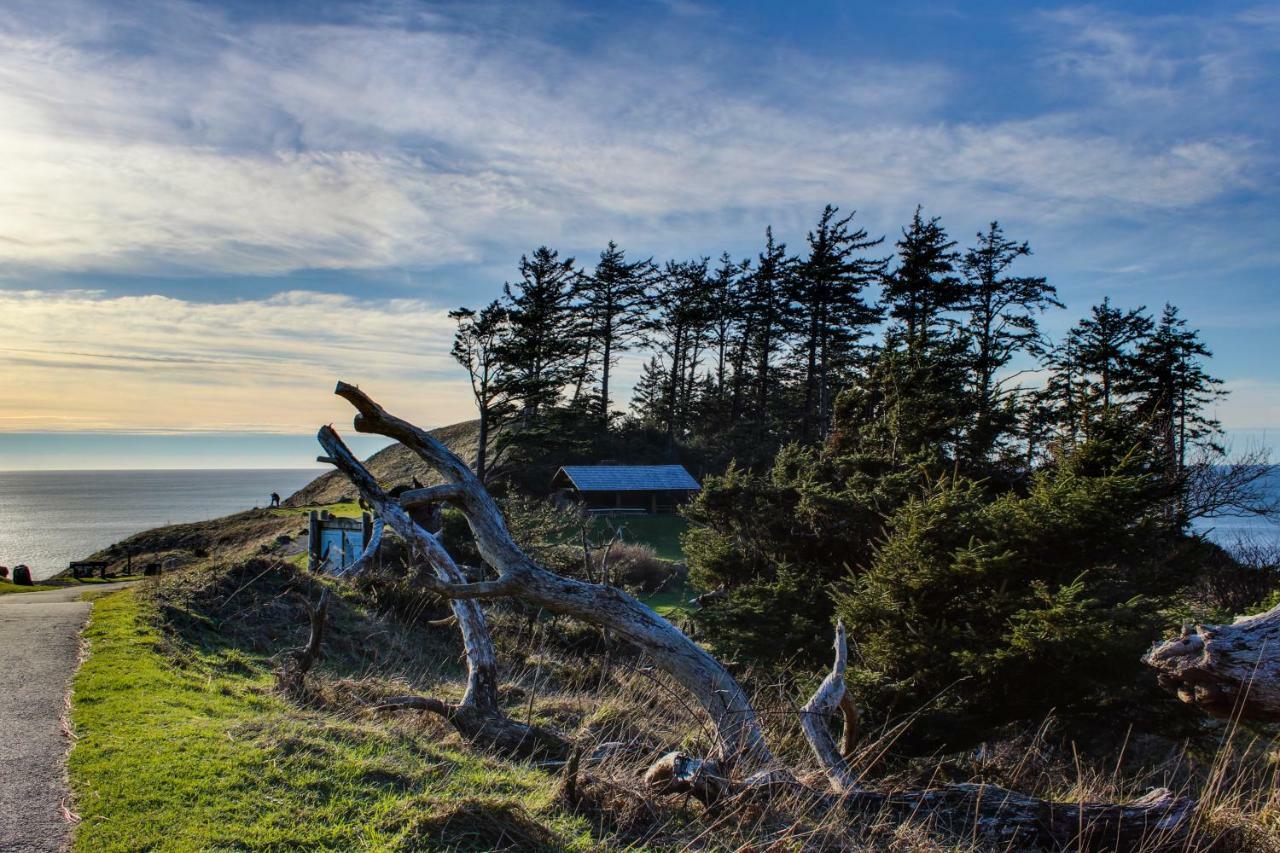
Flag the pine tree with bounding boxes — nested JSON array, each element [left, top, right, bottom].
[[957, 222, 1061, 462], [882, 206, 963, 352], [1067, 298, 1153, 413], [790, 206, 887, 441], [742, 228, 793, 427], [578, 242, 659, 424], [498, 246, 582, 424], [1126, 304, 1223, 474], [449, 301, 514, 482], [650, 258, 714, 442]]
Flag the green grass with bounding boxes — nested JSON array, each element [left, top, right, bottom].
[[69, 590, 596, 851], [0, 579, 57, 594], [642, 581, 695, 619], [273, 500, 364, 519], [586, 515, 689, 562]]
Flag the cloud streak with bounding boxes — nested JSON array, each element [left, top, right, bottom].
[[0, 289, 468, 432]]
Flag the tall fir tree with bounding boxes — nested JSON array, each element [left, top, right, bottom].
[[577, 241, 659, 424], [957, 222, 1061, 463], [449, 301, 514, 483], [882, 206, 964, 352], [1126, 303, 1223, 474], [743, 228, 793, 429], [498, 246, 582, 424], [790, 206, 887, 441], [650, 258, 715, 443]]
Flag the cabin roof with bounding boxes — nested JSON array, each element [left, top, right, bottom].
[[553, 464, 700, 492]]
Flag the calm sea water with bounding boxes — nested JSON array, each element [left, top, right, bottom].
[[0, 469, 322, 580]]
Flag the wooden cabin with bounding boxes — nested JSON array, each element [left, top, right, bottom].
[[552, 464, 700, 514]]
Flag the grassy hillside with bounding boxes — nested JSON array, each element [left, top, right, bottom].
[[288, 420, 482, 506], [70, 588, 595, 851]]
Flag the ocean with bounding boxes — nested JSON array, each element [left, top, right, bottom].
[[0, 469, 323, 581]]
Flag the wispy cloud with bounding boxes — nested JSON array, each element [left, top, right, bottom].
[[0, 0, 1265, 277]]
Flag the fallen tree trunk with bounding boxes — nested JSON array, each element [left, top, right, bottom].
[[330, 380, 772, 765], [1143, 605, 1280, 721], [318, 426, 568, 760]]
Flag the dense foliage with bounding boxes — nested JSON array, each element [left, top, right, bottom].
[[445, 204, 1272, 752]]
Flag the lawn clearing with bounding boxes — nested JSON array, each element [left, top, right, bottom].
[[0, 579, 57, 594], [587, 515, 689, 562], [69, 590, 595, 851]]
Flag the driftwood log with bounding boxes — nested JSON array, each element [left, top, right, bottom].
[[319, 425, 568, 760], [277, 588, 330, 693], [326, 380, 771, 764], [1144, 605, 1280, 721], [318, 383, 1196, 848]]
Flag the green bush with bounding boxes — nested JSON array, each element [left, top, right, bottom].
[[833, 460, 1197, 751]]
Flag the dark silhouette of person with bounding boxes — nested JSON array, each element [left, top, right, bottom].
[[270, 492, 281, 508]]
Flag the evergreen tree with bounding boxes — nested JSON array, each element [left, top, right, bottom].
[[578, 242, 659, 424], [957, 223, 1061, 462], [882, 206, 963, 351], [790, 206, 887, 441], [649, 258, 714, 443], [498, 246, 582, 424], [742, 228, 793, 430], [1068, 297, 1153, 413], [1126, 304, 1223, 475], [449, 301, 514, 482]]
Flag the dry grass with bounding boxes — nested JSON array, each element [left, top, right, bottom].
[[77, 555, 1280, 852]]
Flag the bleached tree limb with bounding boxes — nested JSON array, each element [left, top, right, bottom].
[[317, 426, 568, 759], [332, 381, 772, 764], [399, 484, 465, 509], [800, 620, 858, 791], [1143, 606, 1280, 721]]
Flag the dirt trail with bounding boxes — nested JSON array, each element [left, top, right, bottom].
[[0, 583, 135, 853]]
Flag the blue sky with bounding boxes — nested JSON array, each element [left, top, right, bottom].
[[0, 0, 1276, 468]]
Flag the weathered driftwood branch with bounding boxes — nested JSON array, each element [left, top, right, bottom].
[[318, 425, 568, 760], [1144, 605, 1280, 721], [844, 782, 1192, 851], [641, 751, 1192, 849], [331, 380, 771, 764], [800, 620, 858, 791], [278, 588, 330, 693]]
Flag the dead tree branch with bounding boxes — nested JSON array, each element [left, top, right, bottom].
[[331, 380, 772, 764], [317, 425, 568, 760]]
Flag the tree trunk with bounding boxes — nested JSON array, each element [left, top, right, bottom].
[[329, 381, 772, 765], [1143, 605, 1280, 721]]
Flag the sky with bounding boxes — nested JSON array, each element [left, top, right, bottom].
[[0, 0, 1277, 469]]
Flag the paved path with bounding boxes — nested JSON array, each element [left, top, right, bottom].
[[0, 583, 135, 853]]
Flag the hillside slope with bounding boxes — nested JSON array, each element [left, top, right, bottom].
[[286, 419, 481, 506]]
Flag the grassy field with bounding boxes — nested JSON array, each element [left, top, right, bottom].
[[69, 590, 596, 851], [0, 579, 57, 594], [585, 515, 688, 562], [273, 499, 366, 519]]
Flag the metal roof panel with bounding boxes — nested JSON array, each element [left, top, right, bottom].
[[555, 465, 700, 492]]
